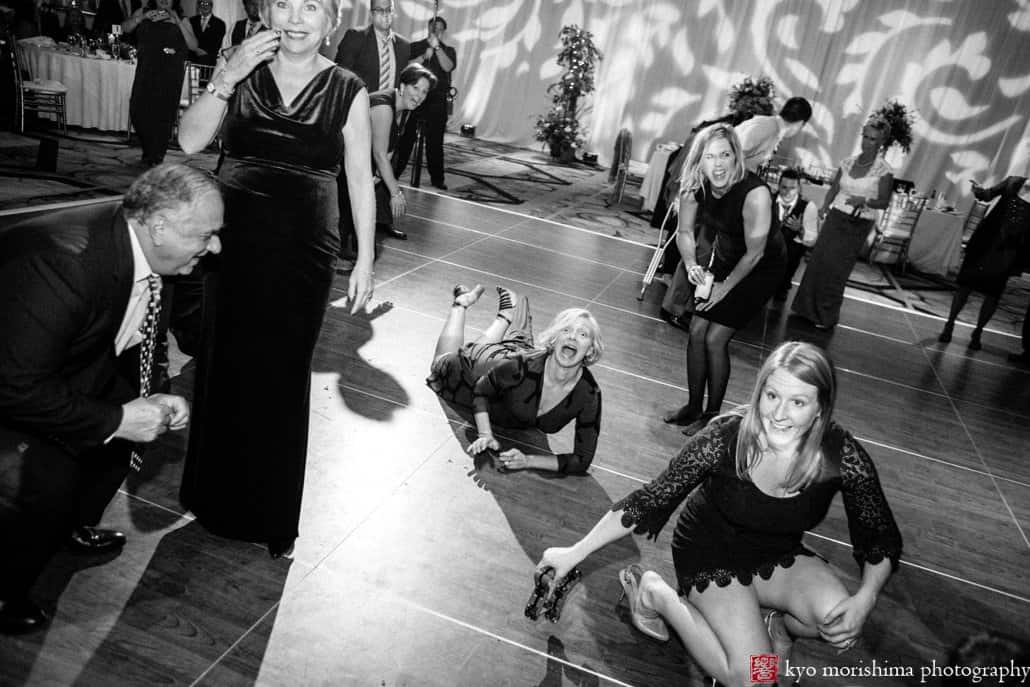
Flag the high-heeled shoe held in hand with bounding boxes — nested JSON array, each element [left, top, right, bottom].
[[617, 564, 669, 641], [525, 566, 582, 622]]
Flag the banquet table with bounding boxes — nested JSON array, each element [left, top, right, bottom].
[[19, 42, 136, 132], [638, 143, 680, 212], [908, 208, 965, 275]]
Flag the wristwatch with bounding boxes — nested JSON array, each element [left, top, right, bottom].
[[205, 78, 234, 101]]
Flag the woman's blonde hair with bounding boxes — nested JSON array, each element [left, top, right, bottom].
[[535, 308, 604, 367], [260, 0, 342, 35], [678, 123, 746, 197], [733, 341, 836, 492], [864, 114, 892, 152]]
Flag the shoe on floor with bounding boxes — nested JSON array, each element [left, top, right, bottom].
[[0, 598, 49, 635], [68, 526, 126, 554], [377, 223, 407, 240]]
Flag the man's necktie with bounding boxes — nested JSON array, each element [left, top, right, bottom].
[[378, 37, 391, 90], [130, 274, 162, 472]]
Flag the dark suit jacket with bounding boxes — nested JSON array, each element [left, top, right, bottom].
[[230, 18, 268, 46], [0, 203, 138, 457], [334, 25, 410, 91], [189, 14, 226, 65]]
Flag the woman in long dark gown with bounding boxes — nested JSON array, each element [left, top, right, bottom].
[[122, 0, 197, 166], [177, 0, 375, 559], [938, 175, 1030, 350]]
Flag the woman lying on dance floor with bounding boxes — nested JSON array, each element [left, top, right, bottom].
[[536, 341, 902, 686], [427, 285, 603, 474]]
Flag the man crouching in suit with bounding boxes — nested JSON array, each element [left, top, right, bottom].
[[0, 164, 223, 634], [334, 0, 410, 261]]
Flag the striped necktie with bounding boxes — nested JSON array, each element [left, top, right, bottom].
[[378, 36, 392, 90], [130, 274, 162, 472]]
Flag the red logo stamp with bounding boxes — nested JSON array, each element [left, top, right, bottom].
[[749, 654, 779, 684]]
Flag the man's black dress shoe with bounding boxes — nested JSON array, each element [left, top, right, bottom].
[[68, 526, 126, 554], [377, 223, 408, 240], [0, 598, 50, 635], [431, 181, 448, 190]]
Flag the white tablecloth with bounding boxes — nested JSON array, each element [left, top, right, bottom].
[[908, 209, 964, 275], [19, 43, 136, 131], [639, 145, 678, 212]]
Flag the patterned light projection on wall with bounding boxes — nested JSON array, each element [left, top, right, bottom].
[[339, 0, 1030, 198]]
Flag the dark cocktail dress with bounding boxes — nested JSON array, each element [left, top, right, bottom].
[[689, 172, 786, 329], [181, 63, 364, 543], [957, 176, 1030, 298], [614, 415, 902, 594]]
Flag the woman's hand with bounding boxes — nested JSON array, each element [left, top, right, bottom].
[[497, 448, 528, 471], [817, 591, 876, 651], [845, 195, 867, 211], [389, 190, 406, 219], [221, 30, 280, 87], [537, 546, 582, 584], [347, 260, 374, 314], [144, 9, 168, 21], [694, 280, 729, 310], [685, 263, 706, 286], [467, 434, 499, 456]]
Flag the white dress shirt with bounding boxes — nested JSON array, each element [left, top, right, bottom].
[[114, 225, 160, 356], [777, 194, 820, 247]]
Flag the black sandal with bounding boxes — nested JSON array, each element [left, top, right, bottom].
[[525, 567, 555, 620], [542, 568, 582, 623]]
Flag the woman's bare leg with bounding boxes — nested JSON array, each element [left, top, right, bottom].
[[474, 286, 518, 345], [640, 572, 773, 686], [753, 555, 852, 646], [432, 284, 484, 360]]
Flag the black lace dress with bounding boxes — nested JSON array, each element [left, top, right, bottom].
[[613, 415, 902, 594]]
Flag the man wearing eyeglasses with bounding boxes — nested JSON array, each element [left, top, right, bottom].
[[334, 1, 411, 245], [334, 1, 410, 95]]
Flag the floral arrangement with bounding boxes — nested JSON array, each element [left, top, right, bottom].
[[869, 99, 916, 153], [727, 75, 776, 118], [534, 25, 602, 160]]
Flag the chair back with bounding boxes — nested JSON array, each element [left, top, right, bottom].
[[608, 128, 631, 183], [962, 200, 989, 245], [181, 62, 216, 106], [868, 191, 926, 266], [2, 29, 25, 118]]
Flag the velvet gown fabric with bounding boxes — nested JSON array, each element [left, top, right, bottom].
[[181, 64, 363, 543], [129, 19, 187, 164]]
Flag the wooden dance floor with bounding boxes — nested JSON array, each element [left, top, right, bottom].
[[2, 189, 1028, 686]]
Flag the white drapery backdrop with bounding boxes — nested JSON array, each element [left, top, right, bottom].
[[330, 0, 1030, 198]]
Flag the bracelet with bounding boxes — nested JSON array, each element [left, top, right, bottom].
[[393, 190, 404, 198]]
